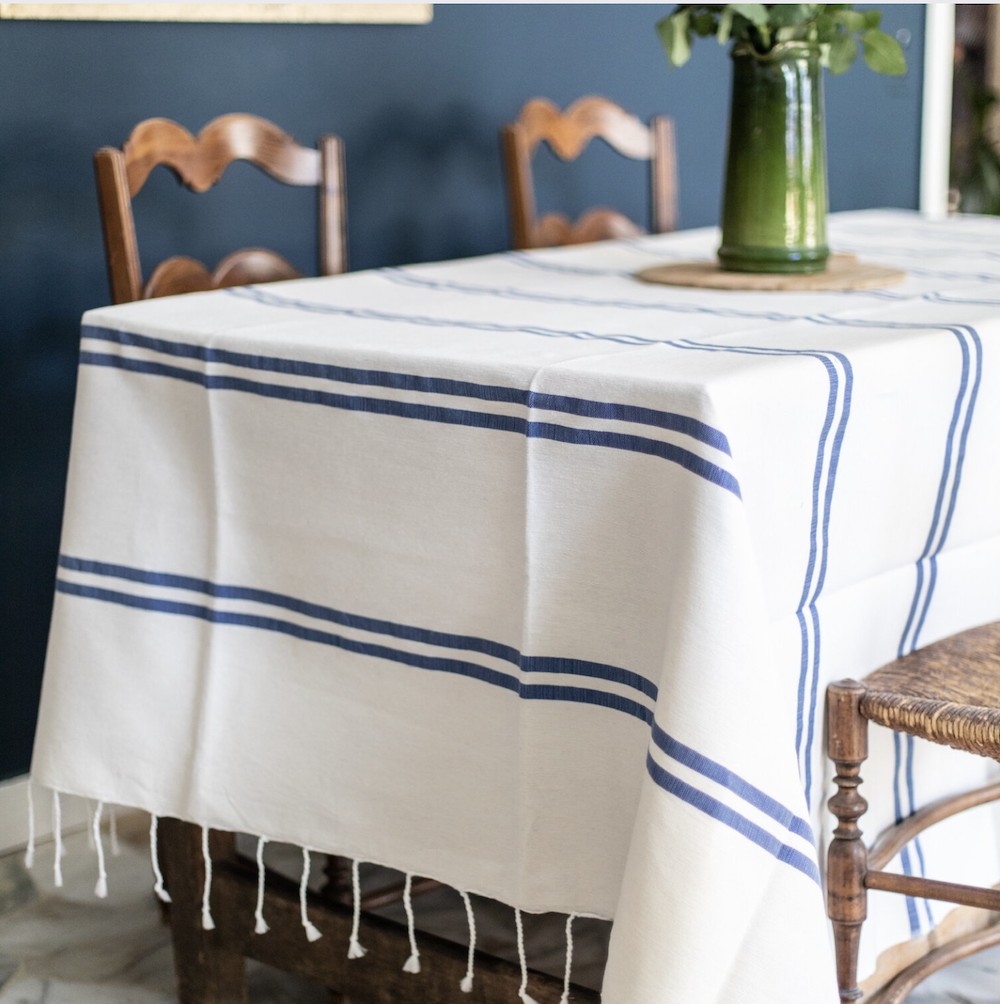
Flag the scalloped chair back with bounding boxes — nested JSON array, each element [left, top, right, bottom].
[[94, 113, 347, 304], [501, 96, 677, 250]]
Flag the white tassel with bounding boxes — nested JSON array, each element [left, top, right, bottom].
[[86, 799, 96, 850], [347, 858, 367, 959], [299, 848, 322, 942], [459, 890, 477, 992], [402, 872, 421, 973], [109, 804, 120, 857], [560, 913, 577, 1004], [254, 836, 269, 935], [515, 908, 540, 1004], [24, 781, 35, 870], [93, 801, 108, 898], [52, 791, 64, 888], [150, 815, 171, 903], [200, 826, 215, 930]]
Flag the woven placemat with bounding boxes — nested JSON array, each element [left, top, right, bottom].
[[635, 253, 905, 291]]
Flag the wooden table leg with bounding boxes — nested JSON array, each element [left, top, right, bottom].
[[159, 817, 249, 1004]]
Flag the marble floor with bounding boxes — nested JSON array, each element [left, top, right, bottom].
[[0, 810, 994, 1004]]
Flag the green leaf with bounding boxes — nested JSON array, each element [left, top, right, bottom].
[[768, 4, 808, 27], [826, 32, 858, 74], [656, 10, 693, 68], [832, 9, 866, 32], [717, 5, 734, 44], [728, 3, 768, 27], [863, 9, 882, 30], [813, 12, 838, 43], [691, 11, 717, 36], [862, 27, 906, 75]]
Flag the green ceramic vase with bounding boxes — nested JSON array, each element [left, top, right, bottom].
[[718, 42, 830, 274]]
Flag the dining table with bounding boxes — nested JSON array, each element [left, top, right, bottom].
[[30, 209, 1000, 1004]]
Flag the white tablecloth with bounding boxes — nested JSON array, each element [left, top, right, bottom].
[[33, 210, 1000, 1003]]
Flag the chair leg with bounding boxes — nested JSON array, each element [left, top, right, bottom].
[[827, 681, 870, 1004], [321, 853, 353, 905], [158, 817, 249, 1004]]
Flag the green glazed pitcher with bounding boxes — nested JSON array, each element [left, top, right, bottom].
[[718, 42, 830, 274]]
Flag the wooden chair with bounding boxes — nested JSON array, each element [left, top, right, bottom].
[[94, 113, 347, 304], [501, 96, 677, 250], [827, 621, 1000, 1004]]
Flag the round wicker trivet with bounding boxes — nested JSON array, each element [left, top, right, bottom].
[[635, 253, 905, 291]]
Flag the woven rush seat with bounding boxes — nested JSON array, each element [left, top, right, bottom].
[[827, 620, 1000, 1004], [859, 621, 1000, 758]]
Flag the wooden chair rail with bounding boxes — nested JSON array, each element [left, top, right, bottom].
[[864, 870, 1000, 912], [873, 920, 1000, 1004], [122, 114, 322, 195], [868, 779, 1000, 871], [513, 96, 653, 160], [159, 818, 597, 1004]]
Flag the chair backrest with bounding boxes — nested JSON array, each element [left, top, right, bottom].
[[501, 96, 677, 251], [94, 113, 347, 304]]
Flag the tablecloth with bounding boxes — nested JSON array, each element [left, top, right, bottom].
[[32, 210, 1000, 1003]]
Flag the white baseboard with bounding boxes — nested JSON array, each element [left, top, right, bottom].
[[0, 775, 91, 856]]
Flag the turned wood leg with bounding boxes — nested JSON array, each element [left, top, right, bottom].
[[827, 681, 870, 1004], [158, 817, 248, 1004]]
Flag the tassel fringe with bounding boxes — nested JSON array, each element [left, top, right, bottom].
[[402, 872, 421, 973], [52, 791, 63, 889], [515, 908, 540, 1004], [560, 913, 577, 1004], [93, 801, 108, 898], [200, 826, 215, 930], [347, 858, 367, 959], [150, 815, 172, 903], [29, 791, 562, 997], [254, 836, 270, 934], [299, 848, 323, 942], [459, 890, 477, 992]]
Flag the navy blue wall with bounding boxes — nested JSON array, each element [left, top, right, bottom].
[[0, 4, 925, 781]]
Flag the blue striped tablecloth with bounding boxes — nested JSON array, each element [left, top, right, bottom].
[[32, 210, 1000, 1003]]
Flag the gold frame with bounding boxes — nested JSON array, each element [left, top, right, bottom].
[[0, 4, 432, 23]]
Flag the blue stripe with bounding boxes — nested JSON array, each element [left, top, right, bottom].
[[671, 340, 852, 808], [650, 722, 814, 843], [375, 269, 805, 325], [82, 325, 729, 454], [57, 555, 658, 701], [926, 290, 1000, 303], [913, 328, 982, 651], [898, 334, 969, 655], [351, 268, 864, 807], [225, 284, 666, 346], [54, 570, 813, 883], [56, 579, 520, 691], [78, 351, 742, 498], [151, 276, 993, 817], [645, 754, 821, 886], [888, 325, 982, 938], [55, 578, 656, 721]]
